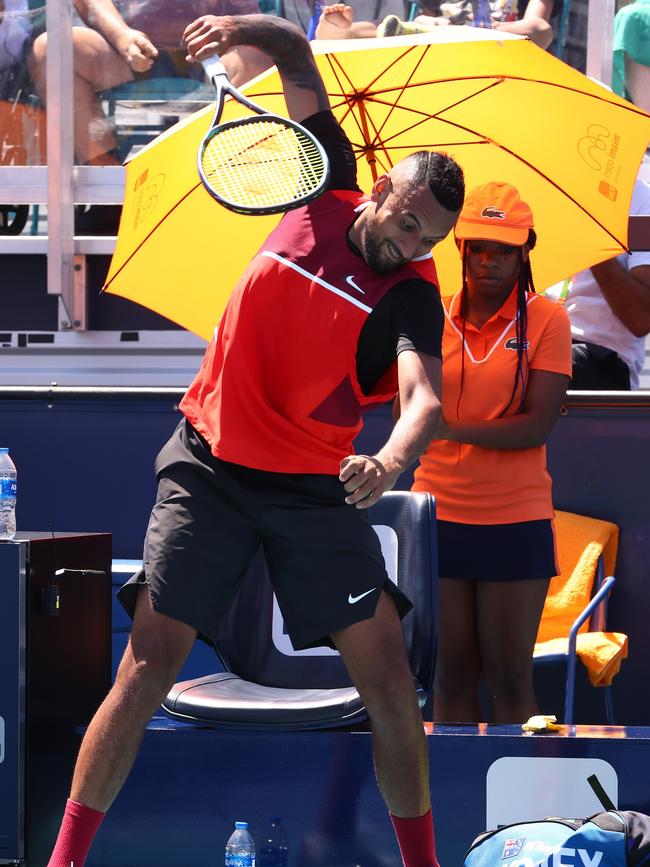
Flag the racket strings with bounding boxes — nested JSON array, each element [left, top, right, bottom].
[[201, 119, 326, 210]]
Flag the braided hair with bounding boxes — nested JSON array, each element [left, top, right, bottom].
[[456, 230, 537, 419]]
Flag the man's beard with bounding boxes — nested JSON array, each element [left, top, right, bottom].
[[359, 227, 401, 275]]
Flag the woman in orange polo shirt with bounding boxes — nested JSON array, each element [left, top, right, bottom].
[[412, 181, 572, 724]]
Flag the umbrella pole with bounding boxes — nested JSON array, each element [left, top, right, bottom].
[[357, 99, 379, 183]]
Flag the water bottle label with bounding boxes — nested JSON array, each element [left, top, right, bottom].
[[225, 856, 255, 867], [0, 478, 16, 499]]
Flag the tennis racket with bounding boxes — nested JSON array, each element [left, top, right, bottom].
[[198, 55, 330, 216]]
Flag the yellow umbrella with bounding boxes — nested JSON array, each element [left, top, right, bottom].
[[104, 30, 650, 340]]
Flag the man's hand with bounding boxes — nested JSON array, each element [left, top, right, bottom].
[[114, 27, 158, 72], [183, 13, 329, 122], [339, 454, 401, 510], [183, 15, 240, 63]]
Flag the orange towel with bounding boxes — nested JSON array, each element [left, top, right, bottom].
[[534, 632, 628, 686], [534, 510, 626, 686]]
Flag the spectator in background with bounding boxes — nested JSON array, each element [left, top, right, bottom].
[[315, 0, 555, 50], [281, 0, 409, 38], [0, 0, 32, 75], [613, 0, 650, 113], [542, 63, 650, 392], [26, 0, 273, 231], [27, 0, 273, 168], [542, 176, 650, 390], [411, 182, 571, 723], [0, 0, 45, 234]]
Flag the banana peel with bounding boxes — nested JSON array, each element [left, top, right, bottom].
[[522, 714, 565, 734]]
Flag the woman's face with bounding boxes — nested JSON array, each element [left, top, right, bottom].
[[464, 239, 528, 298]]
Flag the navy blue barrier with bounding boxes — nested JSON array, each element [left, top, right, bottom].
[[89, 720, 650, 867], [1, 388, 649, 722]]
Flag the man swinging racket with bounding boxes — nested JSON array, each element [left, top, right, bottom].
[[46, 14, 464, 867]]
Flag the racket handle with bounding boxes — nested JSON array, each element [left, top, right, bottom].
[[201, 54, 228, 83]]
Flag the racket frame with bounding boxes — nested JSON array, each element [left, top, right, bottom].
[[198, 54, 330, 215]]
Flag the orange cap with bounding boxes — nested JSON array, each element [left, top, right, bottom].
[[454, 182, 534, 246]]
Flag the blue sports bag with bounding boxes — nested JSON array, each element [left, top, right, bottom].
[[464, 811, 650, 867]]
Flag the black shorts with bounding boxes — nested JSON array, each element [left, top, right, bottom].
[[437, 519, 558, 582], [118, 419, 411, 650]]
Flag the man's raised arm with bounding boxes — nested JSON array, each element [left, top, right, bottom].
[[183, 14, 330, 123]]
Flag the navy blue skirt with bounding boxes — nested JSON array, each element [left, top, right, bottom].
[[437, 519, 558, 581]]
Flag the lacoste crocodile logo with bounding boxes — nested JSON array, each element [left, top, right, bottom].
[[481, 207, 506, 219], [505, 336, 530, 351]]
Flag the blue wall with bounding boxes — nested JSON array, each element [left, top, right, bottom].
[[1, 390, 648, 723]]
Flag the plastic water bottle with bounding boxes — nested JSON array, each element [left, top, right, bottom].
[[259, 818, 288, 867], [225, 821, 256, 867], [472, 0, 492, 27], [0, 448, 17, 541]]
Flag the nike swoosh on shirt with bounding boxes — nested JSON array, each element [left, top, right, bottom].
[[345, 275, 365, 294], [348, 588, 375, 604]]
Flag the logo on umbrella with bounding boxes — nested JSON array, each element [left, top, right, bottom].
[[577, 124, 610, 170], [133, 172, 167, 229]]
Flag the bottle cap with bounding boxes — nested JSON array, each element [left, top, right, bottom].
[[0, 448, 8, 453], [235, 821, 248, 830]]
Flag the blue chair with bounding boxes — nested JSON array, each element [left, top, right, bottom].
[[162, 490, 438, 730]]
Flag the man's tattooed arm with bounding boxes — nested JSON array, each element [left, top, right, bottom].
[[183, 14, 330, 120]]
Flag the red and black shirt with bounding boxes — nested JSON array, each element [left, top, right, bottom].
[[180, 110, 444, 474]]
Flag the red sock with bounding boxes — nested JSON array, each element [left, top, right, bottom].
[[47, 798, 106, 867], [390, 807, 439, 867]]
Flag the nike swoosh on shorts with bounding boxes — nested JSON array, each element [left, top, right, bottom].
[[348, 588, 375, 604]]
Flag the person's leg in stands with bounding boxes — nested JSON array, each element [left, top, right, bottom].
[[332, 591, 438, 867], [315, 4, 378, 39], [433, 578, 482, 723], [47, 586, 197, 867], [315, 3, 443, 40], [476, 578, 550, 724], [28, 26, 138, 166]]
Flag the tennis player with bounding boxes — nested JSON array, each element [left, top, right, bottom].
[[47, 14, 464, 867]]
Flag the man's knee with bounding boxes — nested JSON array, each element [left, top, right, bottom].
[[360, 661, 421, 726]]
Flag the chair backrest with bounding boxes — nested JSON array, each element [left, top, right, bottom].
[[536, 510, 619, 644], [211, 490, 438, 694]]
